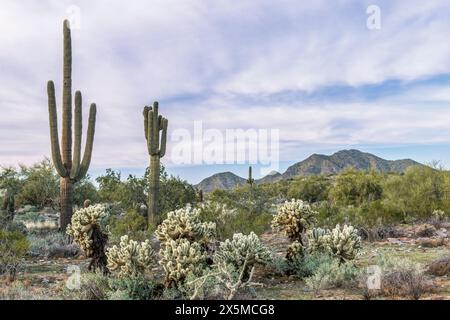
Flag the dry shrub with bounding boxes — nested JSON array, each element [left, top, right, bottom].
[[379, 258, 429, 300]]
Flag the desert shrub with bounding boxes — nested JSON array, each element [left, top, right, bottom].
[[159, 238, 208, 287], [70, 272, 110, 300], [287, 176, 331, 203], [0, 229, 29, 281], [305, 259, 360, 295], [96, 169, 123, 204], [214, 232, 272, 276], [73, 175, 99, 207], [95, 166, 197, 215], [67, 204, 109, 273], [16, 159, 59, 208], [107, 276, 161, 300], [209, 210, 272, 241], [415, 224, 437, 238], [68, 272, 161, 300], [0, 214, 28, 235], [28, 232, 79, 258], [271, 199, 317, 242], [329, 169, 383, 207], [155, 206, 216, 244], [109, 209, 150, 243], [217, 184, 278, 214], [376, 256, 428, 300], [383, 165, 450, 220], [0, 282, 47, 300], [159, 174, 198, 215], [307, 224, 361, 262], [106, 235, 156, 277], [197, 201, 242, 240], [186, 260, 262, 300], [290, 252, 336, 278]]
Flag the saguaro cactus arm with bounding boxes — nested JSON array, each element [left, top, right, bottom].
[[144, 102, 168, 156], [76, 103, 97, 181], [70, 91, 82, 179], [47, 81, 68, 177], [159, 118, 168, 157]]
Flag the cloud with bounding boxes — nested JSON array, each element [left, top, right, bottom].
[[1, 0, 450, 174]]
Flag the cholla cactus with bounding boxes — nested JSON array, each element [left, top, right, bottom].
[[306, 227, 329, 253], [432, 209, 446, 221], [156, 206, 216, 243], [67, 204, 107, 257], [67, 204, 108, 273], [214, 232, 272, 270], [307, 224, 361, 262], [286, 240, 306, 262], [271, 199, 317, 242], [106, 235, 156, 277], [159, 238, 208, 286]]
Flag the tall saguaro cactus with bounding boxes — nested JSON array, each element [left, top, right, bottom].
[[247, 166, 255, 186], [47, 20, 97, 231], [143, 102, 168, 227]]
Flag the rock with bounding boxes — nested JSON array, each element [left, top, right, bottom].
[[427, 257, 450, 276], [415, 224, 437, 237]]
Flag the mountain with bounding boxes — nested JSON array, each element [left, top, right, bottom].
[[256, 171, 283, 184], [282, 149, 421, 179], [196, 172, 246, 193], [195, 150, 423, 192]]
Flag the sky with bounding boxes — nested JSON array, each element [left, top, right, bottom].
[[2, 0, 450, 184]]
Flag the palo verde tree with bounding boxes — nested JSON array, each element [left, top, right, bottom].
[[143, 102, 168, 227], [47, 20, 97, 231]]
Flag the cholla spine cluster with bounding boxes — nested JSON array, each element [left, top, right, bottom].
[[155, 206, 216, 243], [66, 204, 107, 257], [286, 240, 305, 262], [307, 224, 361, 262], [214, 232, 272, 268], [159, 238, 208, 285], [106, 235, 156, 277], [271, 199, 317, 241]]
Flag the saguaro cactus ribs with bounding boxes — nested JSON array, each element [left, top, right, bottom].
[[47, 20, 97, 231], [143, 101, 168, 227]]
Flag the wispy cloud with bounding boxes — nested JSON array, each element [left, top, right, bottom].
[[1, 0, 450, 181]]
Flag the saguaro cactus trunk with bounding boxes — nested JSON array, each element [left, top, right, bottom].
[[143, 102, 168, 227], [247, 166, 255, 186], [47, 20, 97, 231]]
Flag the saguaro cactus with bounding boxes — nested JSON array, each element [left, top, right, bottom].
[[47, 20, 97, 231], [143, 102, 168, 226], [247, 166, 255, 186]]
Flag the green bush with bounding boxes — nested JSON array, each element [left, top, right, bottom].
[[0, 229, 30, 281], [16, 159, 59, 208], [305, 259, 360, 295], [287, 176, 330, 203], [329, 169, 383, 207], [109, 209, 150, 243]]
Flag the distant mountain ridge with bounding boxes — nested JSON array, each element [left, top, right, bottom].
[[195, 149, 423, 192]]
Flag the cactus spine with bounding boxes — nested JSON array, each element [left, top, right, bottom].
[[143, 101, 168, 227], [247, 166, 255, 186], [47, 20, 97, 231]]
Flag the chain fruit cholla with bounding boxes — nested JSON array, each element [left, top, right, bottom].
[[67, 204, 108, 273], [47, 20, 97, 231], [271, 199, 317, 244], [106, 235, 156, 277], [307, 224, 362, 262]]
